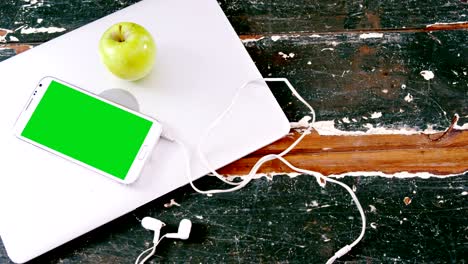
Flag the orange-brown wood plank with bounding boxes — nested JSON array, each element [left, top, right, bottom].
[[218, 129, 468, 176]]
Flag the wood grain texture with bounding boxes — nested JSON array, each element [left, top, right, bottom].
[[3, 32, 466, 130], [244, 30, 468, 129], [219, 0, 468, 34], [0, 0, 141, 43], [219, 129, 468, 176], [1, 0, 466, 44], [2, 175, 466, 264]]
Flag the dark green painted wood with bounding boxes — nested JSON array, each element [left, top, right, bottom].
[[2, 32, 466, 129], [0, 1, 466, 129], [1, 174, 466, 263], [219, 0, 468, 34], [0, 0, 140, 43], [0, 0, 467, 44], [246, 30, 468, 130]]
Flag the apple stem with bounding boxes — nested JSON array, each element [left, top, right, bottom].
[[118, 24, 124, 42]]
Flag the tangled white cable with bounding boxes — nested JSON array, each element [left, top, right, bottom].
[[135, 234, 166, 264], [136, 218, 192, 264], [164, 78, 366, 263]]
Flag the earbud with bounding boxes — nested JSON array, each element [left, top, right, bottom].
[[165, 219, 192, 240], [141, 217, 165, 243]]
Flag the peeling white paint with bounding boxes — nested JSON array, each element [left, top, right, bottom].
[[404, 93, 413, 102], [278, 51, 295, 59], [426, 21, 468, 27], [163, 199, 181, 208], [21, 0, 45, 9], [382, 89, 388, 94], [370, 222, 377, 229], [20, 26, 66, 34], [321, 234, 331, 242], [401, 84, 407, 89], [342, 117, 351, 123], [420, 70, 435, 80], [271, 35, 281, 42], [461, 191, 468, 196], [9, 36, 19, 42], [225, 170, 466, 187], [321, 47, 334, 52], [290, 116, 312, 129], [307, 61, 312, 65], [310, 34, 321, 38], [195, 215, 204, 220], [359, 33, 384, 39], [312, 120, 441, 136], [370, 112, 382, 119], [226, 172, 301, 182], [37, 18, 43, 24], [454, 123, 468, 130], [331, 171, 466, 179], [369, 205, 377, 212]]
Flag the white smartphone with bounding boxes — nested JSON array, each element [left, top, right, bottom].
[[14, 77, 162, 184]]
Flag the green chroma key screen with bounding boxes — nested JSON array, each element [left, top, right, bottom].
[[21, 80, 153, 180]]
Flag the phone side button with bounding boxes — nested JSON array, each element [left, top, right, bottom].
[[138, 146, 148, 160]]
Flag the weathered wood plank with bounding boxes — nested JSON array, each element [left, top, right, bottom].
[[1, 29, 467, 130], [2, 38, 466, 176], [2, 174, 466, 263], [220, 0, 468, 34], [0, 0, 140, 43], [219, 129, 468, 176], [0, 30, 468, 131], [1, 0, 467, 44], [244, 30, 468, 129]]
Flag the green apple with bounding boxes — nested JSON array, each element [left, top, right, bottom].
[[99, 22, 156, 81]]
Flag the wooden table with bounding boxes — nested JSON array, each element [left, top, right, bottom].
[[1, 1, 467, 263]]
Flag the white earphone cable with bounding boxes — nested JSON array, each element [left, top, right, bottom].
[[167, 78, 366, 263], [135, 234, 167, 264]]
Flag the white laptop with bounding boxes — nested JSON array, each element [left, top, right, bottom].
[[0, 0, 290, 263]]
